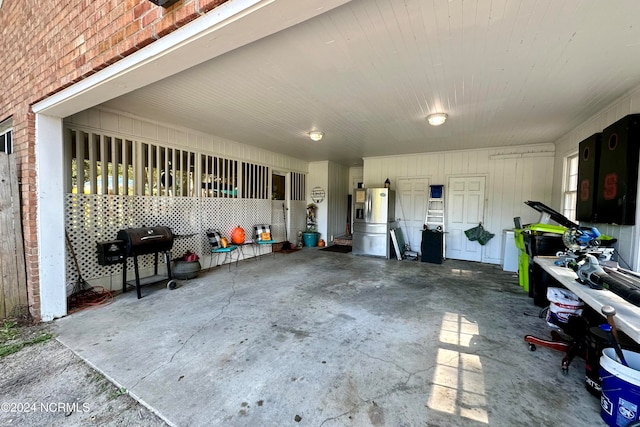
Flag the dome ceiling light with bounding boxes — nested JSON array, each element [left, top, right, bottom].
[[309, 131, 324, 142], [427, 113, 448, 126]]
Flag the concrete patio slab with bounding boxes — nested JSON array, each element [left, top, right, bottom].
[[54, 249, 605, 426]]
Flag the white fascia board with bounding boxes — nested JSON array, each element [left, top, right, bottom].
[[32, 0, 352, 118]]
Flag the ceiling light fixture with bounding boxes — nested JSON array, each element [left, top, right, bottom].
[[427, 113, 448, 126], [309, 131, 324, 142]]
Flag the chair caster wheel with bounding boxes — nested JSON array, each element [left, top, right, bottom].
[[528, 343, 536, 351], [167, 280, 178, 290], [562, 367, 568, 375]]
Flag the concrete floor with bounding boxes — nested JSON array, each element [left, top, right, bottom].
[[54, 248, 606, 427]]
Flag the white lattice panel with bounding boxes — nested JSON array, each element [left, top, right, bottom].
[[270, 201, 286, 242], [65, 194, 277, 290], [290, 201, 307, 234], [65, 194, 134, 292]]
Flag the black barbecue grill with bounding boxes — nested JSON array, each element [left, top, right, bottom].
[[116, 226, 177, 299]]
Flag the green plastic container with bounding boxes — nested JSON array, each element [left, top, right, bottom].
[[514, 229, 528, 291], [515, 224, 567, 293]]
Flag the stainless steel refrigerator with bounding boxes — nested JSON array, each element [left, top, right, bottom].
[[352, 188, 396, 258]]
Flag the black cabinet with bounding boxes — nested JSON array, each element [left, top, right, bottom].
[[523, 233, 566, 306], [595, 114, 640, 225], [576, 114, 640, 225], [576, 133, 601, 222], [421, 230, 444, 264]]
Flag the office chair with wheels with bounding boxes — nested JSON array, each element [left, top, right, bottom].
[[524, 308, 590, 374]]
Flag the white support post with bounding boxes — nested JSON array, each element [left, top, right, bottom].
[[36, 113, 67, 321]]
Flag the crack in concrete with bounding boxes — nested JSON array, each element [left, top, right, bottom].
[[356, 349, 413, 377], [318, 351, 436, 426], [319, 409, 353, 426], [129, 271, 239, 389]]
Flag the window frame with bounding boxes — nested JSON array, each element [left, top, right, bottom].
[[562, 152, 579, 222], [0, 117, 12, 154]]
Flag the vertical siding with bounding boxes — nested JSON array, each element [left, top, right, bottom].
[[327, 162, 349, 242], [307, 161, 349, 243], [348, 167, 363, 193], [364, 143, 555, 264], [65, 108, 309, 173], [552, 86, 640, 270], [307, 162, 328, 240]]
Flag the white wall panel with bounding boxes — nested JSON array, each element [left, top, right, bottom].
[[157, 126, 168, 143], [308, 162, 328, 240], [348, 167, 363, 194], [327, 162, 349, 242], [87, 109, 100, 128], [119, 116, 134, 135], [141, 121, 157, 140], [364, 143, 555, 264], [101, 111, 119, 131]]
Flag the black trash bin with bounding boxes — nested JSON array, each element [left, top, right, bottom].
[[522, 224, 567, 306], [421, 229, 444, 264]]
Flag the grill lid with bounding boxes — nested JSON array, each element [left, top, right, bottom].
[[117, 226, 174, 255]]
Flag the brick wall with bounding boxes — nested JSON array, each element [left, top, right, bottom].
[[0, 0, 228, 320]]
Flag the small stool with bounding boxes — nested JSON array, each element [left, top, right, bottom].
[[210, 245, 239, 271], [255, 239, 276, 259], [238, 239, 256, 260]]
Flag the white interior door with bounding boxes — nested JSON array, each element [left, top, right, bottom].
[[446, 176, 486, 262], [396, 178, 429, 252]]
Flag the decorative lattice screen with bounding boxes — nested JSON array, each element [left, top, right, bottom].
[[65, 194, 272, 292]]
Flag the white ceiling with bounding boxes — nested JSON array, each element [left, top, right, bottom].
[[99, 0, 640, 166]]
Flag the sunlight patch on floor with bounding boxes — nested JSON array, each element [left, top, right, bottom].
[[450, 268, 474, 277], [439, 311, 479, 347], [428, 312, 488, 424]]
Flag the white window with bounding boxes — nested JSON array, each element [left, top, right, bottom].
[[0, 118, 12, 154], [563, 152, 579, 222]]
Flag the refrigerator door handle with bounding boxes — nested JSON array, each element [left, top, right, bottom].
[[365, 190, 371, 222]]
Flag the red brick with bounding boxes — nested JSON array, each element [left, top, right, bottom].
[[134, 1, 152, 19], [154, 12, 176, 37], [198, 0, 225, 14], [142, 8, 160, 28], [111, 30, 125, 46], [135, 26, 156, 48], [175, 1, 200, 27], [118, 37, 139, 57], [125, 20, 141, 38], [0, 0, 230, 321]]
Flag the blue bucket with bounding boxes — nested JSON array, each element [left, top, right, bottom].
[[600, 347, 640, 426], [430, 185, 443, 199]]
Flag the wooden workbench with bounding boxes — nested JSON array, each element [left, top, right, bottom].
[[534, 256, 640, 343]]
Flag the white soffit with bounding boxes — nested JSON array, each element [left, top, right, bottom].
[[37, 0, 640, 165], [32, 0, 352, 118]]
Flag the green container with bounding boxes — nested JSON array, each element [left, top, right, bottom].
[[526, 224, 567, 234], [514, 229, 529, 291], [520, 223, 568, 295], [514, 224, 567, 293], [302, 232, 319, 247]]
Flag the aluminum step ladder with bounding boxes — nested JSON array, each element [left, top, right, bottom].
[[425, 185, 445, 258]]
